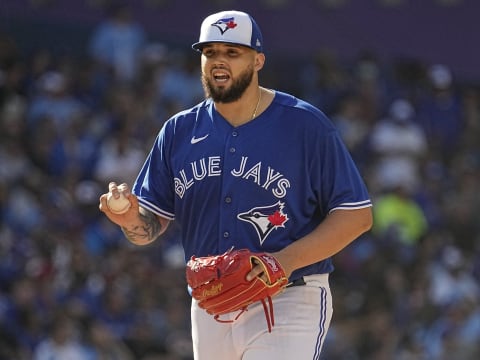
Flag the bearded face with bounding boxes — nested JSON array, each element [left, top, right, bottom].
[[202, 63, 255, 103]]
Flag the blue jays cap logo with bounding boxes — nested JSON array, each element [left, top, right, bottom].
[[212, 17, 238, 35], [237, 201, 289, 245]]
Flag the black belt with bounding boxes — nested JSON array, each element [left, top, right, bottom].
[[286, 277, 306, 288]]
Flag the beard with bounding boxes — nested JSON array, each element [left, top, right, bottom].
[[202, 64, 254, 103]]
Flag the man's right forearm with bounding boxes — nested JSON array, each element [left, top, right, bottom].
[[121, 207, 164, 246]]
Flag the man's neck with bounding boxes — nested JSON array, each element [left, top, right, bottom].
[[215, 87, 269, 127]]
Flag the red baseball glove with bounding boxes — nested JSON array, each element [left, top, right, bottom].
[[186, 248, 288, 332]]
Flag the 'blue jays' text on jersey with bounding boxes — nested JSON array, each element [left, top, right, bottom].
[[133, 91, 372, 279]]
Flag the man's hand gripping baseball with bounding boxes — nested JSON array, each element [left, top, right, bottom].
[[99, 182, 139, 224], [99, 182, 169, 246]]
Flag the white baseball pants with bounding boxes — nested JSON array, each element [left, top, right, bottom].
[[191, 274, 333, 360]]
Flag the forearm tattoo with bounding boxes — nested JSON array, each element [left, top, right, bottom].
[[121, 208, 162, 245]]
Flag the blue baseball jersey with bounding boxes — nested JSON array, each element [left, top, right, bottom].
[[133, 91, 372, 279]]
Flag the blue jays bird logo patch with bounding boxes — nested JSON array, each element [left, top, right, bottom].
[[211, 17, 238, 35], [237, 201, 289, 245]]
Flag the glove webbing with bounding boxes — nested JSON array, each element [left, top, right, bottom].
[[213, 296, 275, 332]]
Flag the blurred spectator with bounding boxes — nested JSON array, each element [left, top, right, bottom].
[[331, 92, 370, 157], [351, 51, 389, 124], [0, 106, 32, 186], [416, 64, 464, 162], [137, 42, 177, 128], [369, 98, 428, 192], [4, 184, 45, 235], [372, 185, 428, 263], [0, 94, 26, 138], [461, 85, 480, 150], [27, 71, 86, 134], [442, 161, 480, 251], [84, 319, 135, 359], [0, 277, 46, 357], [155, 50, 204, 110], [26, 115, 69, 177], [300, 49, 350, 114], [88, 2, 147, 83], [93, 124, 145, 186], [23, 48, 54, 96], [427, 245, 480, 307], [32, 311, 87, 360]]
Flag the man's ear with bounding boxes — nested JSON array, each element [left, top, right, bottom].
[[255, 53, 266, 71]]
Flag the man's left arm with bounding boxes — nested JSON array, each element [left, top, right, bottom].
[[247, 207, 373, 280]]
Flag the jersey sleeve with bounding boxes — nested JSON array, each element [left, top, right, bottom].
[[316, 130, 372, 214], [132, 123, 175, 220]]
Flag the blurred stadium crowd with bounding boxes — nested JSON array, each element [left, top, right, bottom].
[[1, 2, 480, 360]]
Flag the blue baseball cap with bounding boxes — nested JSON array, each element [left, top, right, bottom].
[[192, 10, 263, 53]]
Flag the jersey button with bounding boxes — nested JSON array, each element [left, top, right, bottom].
[[223, 231, 230, 238], [232, 131, 238, 137], [229, 147, 236, 153], [225, 197, 232, 203]]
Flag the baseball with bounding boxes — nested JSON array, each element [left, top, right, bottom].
[[107, 191, 131, 214]]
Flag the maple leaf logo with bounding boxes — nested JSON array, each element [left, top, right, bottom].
[[268, 210, 287, 227], [226, 20, 237, 30]]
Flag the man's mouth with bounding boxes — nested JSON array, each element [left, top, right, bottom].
[[212, 70, 230, 83]]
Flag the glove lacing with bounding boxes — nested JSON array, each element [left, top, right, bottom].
[[213, 296, 275, 332]]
